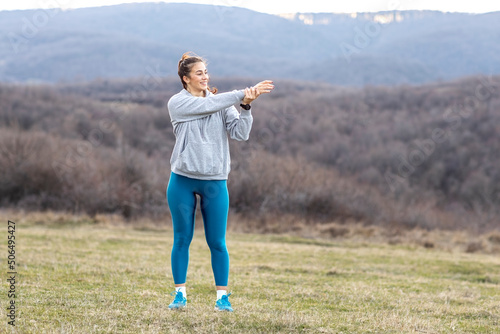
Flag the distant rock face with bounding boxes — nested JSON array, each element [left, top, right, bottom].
[[278, 10, 444, 25], [0, 4, 499, 85]]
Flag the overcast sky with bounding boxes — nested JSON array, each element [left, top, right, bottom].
[[0, 0, 499, 14]]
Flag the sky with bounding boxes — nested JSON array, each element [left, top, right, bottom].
[[0, 0, 499, 14]]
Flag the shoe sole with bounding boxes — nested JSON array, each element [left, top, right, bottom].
[[169, 304, 187, 310], [214, 306, 233, 312]]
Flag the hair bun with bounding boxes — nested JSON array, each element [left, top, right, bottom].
[[181, 51, 198, 62]]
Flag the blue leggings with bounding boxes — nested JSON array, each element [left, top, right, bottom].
[[167, 172, 230, 286]]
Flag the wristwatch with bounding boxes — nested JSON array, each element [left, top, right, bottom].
[[240, 103, 251, 110]]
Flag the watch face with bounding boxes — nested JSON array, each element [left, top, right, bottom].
[[240, 104, 251, 110]]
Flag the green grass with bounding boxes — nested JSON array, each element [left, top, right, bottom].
[[2, 217, 500, 333]]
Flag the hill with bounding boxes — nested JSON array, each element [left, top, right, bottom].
[[0, 75, 499, 233], [0, 3, 499, 85]]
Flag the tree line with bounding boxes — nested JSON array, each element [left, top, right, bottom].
[[0, 75, 498, 232]]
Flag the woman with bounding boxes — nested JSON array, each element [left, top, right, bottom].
[[166, 52, 274, 311]]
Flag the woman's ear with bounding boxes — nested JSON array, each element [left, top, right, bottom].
[[183, 75, 190, 84]]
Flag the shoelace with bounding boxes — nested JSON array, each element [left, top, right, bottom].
[[170, 291, 185, 303], [219, 293, 232, 306]]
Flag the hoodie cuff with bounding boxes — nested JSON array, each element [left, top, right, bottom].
[[235, 89, 245, 100], [239, 108, 252, 117]]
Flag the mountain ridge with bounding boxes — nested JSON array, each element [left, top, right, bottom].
[[0, 3, 498, 85]]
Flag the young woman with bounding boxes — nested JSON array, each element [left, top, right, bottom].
[[166, 52, 274, 311]]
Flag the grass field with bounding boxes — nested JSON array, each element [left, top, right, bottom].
[[1, 212, 499, 333]]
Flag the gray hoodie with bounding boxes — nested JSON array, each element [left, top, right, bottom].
[[167, 89, 253, 180]]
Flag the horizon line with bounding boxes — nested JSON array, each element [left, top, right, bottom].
[[0, 2, 498, 16]]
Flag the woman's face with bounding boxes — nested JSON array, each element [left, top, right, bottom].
[[184, 62, 209, 93]]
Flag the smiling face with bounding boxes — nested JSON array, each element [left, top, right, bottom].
[[183, 62, 209, 96]]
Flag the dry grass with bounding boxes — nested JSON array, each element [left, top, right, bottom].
[[0, 210, 499, 333], [230, 213, 500, 255], [8, 209, 500, 254]]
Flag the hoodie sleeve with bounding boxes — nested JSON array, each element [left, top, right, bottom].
[[224, 106, 253, 141], [168, 89, 245, 125]]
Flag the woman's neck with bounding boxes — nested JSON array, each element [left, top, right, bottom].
[[186, 87, 206, 97]]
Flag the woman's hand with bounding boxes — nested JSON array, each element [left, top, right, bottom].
[[254, 80, 274, 94], [242, 80, 274, 104]]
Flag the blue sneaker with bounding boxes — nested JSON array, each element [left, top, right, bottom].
[[214, 293, 233, 312], [168, 291, 187, 309]]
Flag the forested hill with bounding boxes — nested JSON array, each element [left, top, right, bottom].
[[0, 75, 498, 232], [0, 3, 499, 85]]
